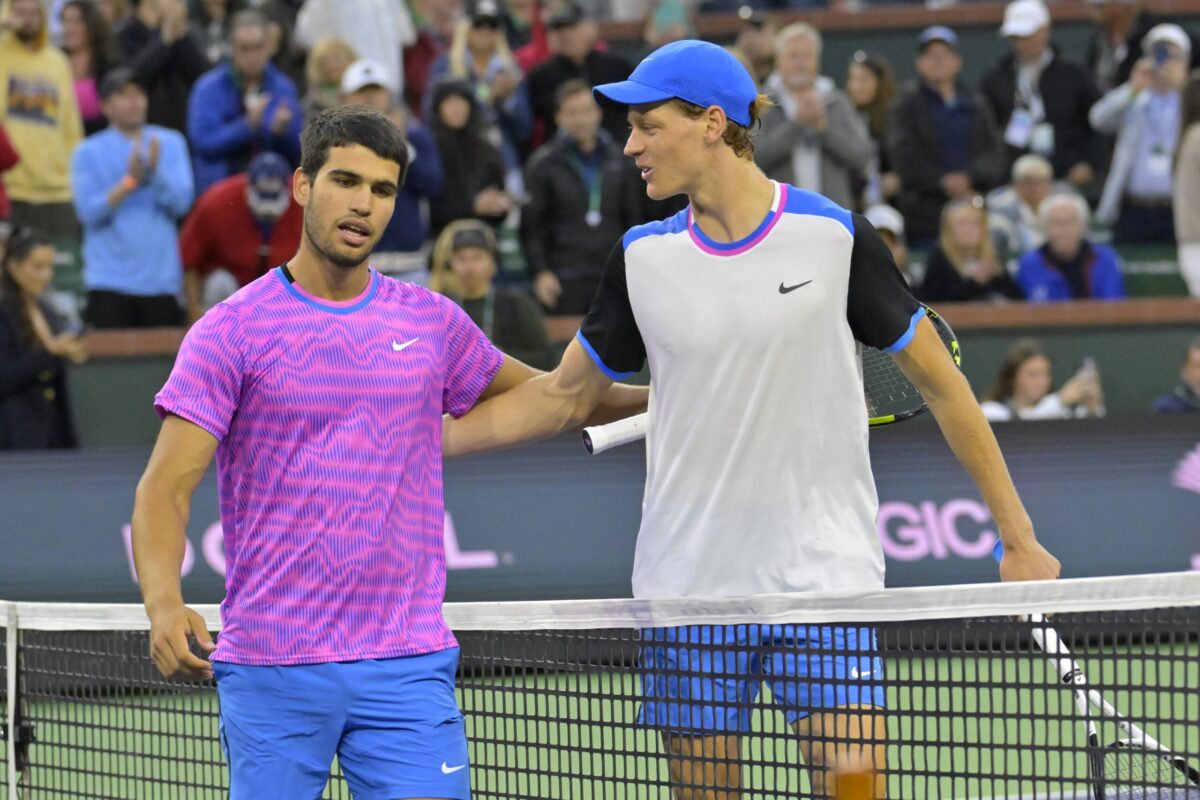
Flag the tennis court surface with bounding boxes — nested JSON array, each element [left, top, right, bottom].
[[4, 572, 1198, 799]]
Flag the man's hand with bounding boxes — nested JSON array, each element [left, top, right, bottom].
[[491, 70, 518, 102], [269, 101, 294, 135], [148, 603, 216, 680], [472, 187, 513, 217], [792, 87, 826, 130], [1130, 57, 1155, 93], [941, 171, 973, 199], [245, 91, 270, 130], [1066, 162, 1094, 188], [998, 539, 1061, 583], [533, 271, 562, 309]]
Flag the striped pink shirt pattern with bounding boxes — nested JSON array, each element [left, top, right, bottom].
[[155, 268, 503, 666]]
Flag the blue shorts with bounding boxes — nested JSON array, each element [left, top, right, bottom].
[[213, 648, 470, 800], [639, 625, 886, 734]]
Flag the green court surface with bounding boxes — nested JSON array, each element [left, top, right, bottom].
[[11, 644, 1198, 799]]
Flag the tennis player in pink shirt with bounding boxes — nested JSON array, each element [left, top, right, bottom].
[[132, 105, 642, 799]]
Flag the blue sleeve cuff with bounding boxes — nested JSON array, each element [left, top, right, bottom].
[[882, 307, 925, 353], [575, 330, 637, 381]]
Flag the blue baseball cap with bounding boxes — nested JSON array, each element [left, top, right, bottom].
[[918, 25, 959, 51], [593, 39, 757, 127]]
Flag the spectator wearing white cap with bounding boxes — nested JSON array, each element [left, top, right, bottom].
[[339, 58, 444, 282], [981, 0, 1101, 192], [1089, 23, 1190, 243], [888, 25, 1006, 244], [1173, 72, 1200, 297]]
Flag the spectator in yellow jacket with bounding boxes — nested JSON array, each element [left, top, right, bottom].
[[0, 0, 85, 248]]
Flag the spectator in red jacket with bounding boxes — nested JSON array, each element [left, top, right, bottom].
[[0, 123, 20, 258], [179, 151, 301, 322]]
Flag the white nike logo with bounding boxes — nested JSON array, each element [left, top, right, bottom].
[[850, 666, 873, 679], [392, 337, 419, 352], [441, 762, 467, 774]]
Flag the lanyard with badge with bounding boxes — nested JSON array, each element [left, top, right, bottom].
[[565, 150, 604, 227], [1006, 65, 1054, 155]]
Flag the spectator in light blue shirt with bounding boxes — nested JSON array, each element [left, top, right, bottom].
[[71, 67, 193, 328], [1089, 23, 1190, 244]]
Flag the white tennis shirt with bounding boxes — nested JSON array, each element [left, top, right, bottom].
[[578, 182, 922, 599]]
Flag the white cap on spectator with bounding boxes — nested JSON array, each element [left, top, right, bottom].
[[1142, 23, 1191, 58], [865, 205, 905, 239], [341, 59, 396, 95], [1000, 0, 1050, 37]]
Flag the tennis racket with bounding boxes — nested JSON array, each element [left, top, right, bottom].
[[992, 544, 1200, 797], [1030, 614, 1200, 798], [582, 304, 961, 454]]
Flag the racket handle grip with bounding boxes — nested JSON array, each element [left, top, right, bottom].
[[582, 413, 648, 455]]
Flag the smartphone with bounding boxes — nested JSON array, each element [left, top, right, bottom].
[[1152, 42, 1171, 67]]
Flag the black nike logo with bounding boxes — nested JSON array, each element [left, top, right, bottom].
[[779, 280, 813, 294]]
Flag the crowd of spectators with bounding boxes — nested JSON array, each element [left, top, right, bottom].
[[0, 0, 1197, 449]]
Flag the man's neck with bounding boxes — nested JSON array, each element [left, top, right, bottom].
[[116, 123, 144, 138], [461, 286, 490, 300], [570, 134, 597, 154], [287, 239, 372, 301], [929, 78, 956, 101], [688, 157, 775, 244], [137, 7, 161, 28]]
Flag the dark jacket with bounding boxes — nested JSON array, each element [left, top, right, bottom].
[[429, 81, 507, 235], [888, 82, 1007, 242], [526, 50, 632, 145], [0, 298, 76, 450], [116, 16, 209, 134], [918, 245, 1023, 304], [460, 288, 557, 371], [1152, 385, 1200, 413], [520, 133, 644, 289], [980, 49, 1100, 179]]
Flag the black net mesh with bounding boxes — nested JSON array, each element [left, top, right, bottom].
[[2, 604, 1197, 799]]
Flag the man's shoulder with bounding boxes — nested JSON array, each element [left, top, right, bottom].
[[192, 63, 232, 93], [525, 140, 567, 173], [623, 208, 689, 251], [195, 173, 247, 208]]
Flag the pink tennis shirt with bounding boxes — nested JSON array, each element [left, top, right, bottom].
[[155, 267, 504, 666]]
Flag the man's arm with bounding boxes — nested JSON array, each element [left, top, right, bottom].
[[444, 339, 618, 457], [132, 415, 219, 680], [474, 349, 648, 427], [891, 318, 1061, 582]]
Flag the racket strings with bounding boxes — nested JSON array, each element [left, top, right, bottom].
[[1103, 746, 1197, 795], [861, 314, 958, 421]]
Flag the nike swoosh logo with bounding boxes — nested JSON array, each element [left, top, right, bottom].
[[441, 762, 467, 774], [850, 668, 873, 679], [779, 280, 813, 294], [392, 337, 419, 352]]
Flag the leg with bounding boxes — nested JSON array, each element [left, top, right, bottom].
[[793, 704, 887, 799], [213, 661, 343, 800], [662, 732, 742, 800], [135, 294, 184, 327], [337, 649, 470, 800], [85, 290, 132, 329]]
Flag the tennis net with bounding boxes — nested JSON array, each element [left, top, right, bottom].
[[3, 572, 1199, 799]]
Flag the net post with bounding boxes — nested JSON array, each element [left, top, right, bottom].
[[5, 602, 17, 800]]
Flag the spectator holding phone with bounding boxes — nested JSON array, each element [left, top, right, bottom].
[[981, 338, 1105, 421], [1089, 23, 1190, 243]]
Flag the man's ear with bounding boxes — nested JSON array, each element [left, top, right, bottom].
[[704, 105, 729, 146], [293, 167, 310, 207]]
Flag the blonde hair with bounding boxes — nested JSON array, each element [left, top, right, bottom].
[[305, 37, 357, 88], [448, 19, 517, 81], [775, 21, 822, 56], [672, 93, 775, 160], [938, 198, 997, 274], [429, 220, 499, 297]]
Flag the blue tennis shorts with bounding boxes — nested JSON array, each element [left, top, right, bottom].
[[213, 648, 470, 800], [639, 624, 885, 734]]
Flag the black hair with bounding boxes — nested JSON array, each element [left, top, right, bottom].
[[0, 227, 55, 347], [554, 78, 593, 113], [299, 105, 410, 184]]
